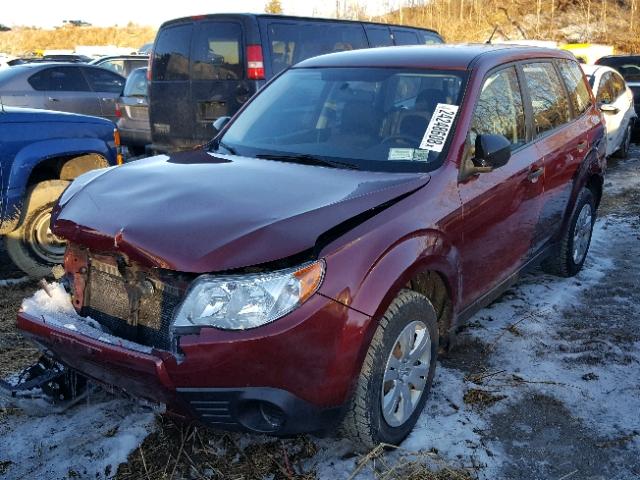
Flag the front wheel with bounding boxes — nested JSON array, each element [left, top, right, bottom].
[[5, 180, 70, 278], [340, 290, 438, 450], [542, 188, 595, 277]]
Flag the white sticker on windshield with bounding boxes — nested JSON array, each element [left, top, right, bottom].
[[388, 148, 415, 160], [419, 103, 459, 152]]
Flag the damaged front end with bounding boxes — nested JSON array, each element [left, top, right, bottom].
[[63, 244, 193, 353]]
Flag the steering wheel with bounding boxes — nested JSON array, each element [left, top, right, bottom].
[[380, 134, 418, 146]]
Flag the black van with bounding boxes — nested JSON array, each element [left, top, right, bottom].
[[148, 14, 443, 152]]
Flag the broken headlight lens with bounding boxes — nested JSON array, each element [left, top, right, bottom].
[[173, 261, 325, 330]]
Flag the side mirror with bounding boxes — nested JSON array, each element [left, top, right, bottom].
[[474, 134, 511, 169], [599, 104, 619, 115], [212, 116, 231, 133]]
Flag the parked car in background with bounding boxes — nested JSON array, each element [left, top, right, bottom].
[[582, 64, 636, 157], [595, 54, 640, 140], [148, 13, 444, 153], [20, 45, 605, 449], [138, 43, 153, 55], [90, 55, 149, 77], [0, 105, 121, 277], [0, 63, 125, 121], [116, 67, 150, 155]]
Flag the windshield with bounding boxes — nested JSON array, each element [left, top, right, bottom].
[[218, 67, 467, 172]]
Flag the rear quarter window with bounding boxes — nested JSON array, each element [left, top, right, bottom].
[[267, 22, 368, 75], [557, 59, 592, 116], [191, 22, 243, 81], [152, 24, 193, 81], [522, 62, 571, 136]]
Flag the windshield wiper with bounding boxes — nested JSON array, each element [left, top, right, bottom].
[[255, 153, 359, 170], [213, 140, 237, 155]]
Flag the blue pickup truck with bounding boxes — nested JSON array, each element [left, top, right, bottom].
[[0, 105, 121, 277]]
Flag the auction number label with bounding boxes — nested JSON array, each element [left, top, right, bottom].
[[419, 103, 459, 152]]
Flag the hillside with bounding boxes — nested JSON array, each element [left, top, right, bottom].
[[1, 2, 638, 57], [380, 0, 639, 53], [0, 24, 156, 56]]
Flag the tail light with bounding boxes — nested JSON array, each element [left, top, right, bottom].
[[113, 128, 123, 165], [246, 44, 265, 80], [147, 51, 153, 81], [115, 103, 122, 118]]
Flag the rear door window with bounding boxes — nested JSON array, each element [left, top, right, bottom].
[[470, 66, 527, 150], [28, 67, 90, 91], [191, 22, 243, 80], [83, 68, 125, 93], [392, 30, 419, 45], [364, 26, 393, 47], [267, 22, 367, 75], [557, 59, 592, 116], [152, 24, 193, 81], [522, 62, 571, 136]]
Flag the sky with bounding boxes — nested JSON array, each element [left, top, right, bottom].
[[1, 0, 394, 28]]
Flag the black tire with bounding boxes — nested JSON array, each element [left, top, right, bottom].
[[340, 289, 439, 450], [613, 124, 631, 159], [5, 180, 70, 278], [542, 188, 596, 278]]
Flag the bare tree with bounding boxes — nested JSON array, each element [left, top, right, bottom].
[[265, 0, 283, 14]]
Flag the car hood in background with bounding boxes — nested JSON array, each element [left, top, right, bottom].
[[53, 150, 430, 272]]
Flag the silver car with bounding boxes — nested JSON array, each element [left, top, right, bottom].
[[0, 63, 125, 121], [116, 67, 151, 156]]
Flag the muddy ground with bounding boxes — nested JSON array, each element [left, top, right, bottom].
[[0, 151, 639, 479]]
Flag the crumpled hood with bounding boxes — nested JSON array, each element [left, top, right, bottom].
[[53, 150, 430, 272]]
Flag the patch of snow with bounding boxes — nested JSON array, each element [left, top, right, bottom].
[[0, 395, 155, 480], [313, 189, 640, 477], [21, 282, 153, 354]]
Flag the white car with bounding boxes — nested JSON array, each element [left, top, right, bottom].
[[582, 64, 636, 157]]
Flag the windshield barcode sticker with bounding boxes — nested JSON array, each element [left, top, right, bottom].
[[419, 103, 459, 152]]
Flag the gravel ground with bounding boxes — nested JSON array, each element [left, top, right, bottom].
[[0, 150, 638, 479]]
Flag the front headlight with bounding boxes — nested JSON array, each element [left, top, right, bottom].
[[173, 261, 325, 330]]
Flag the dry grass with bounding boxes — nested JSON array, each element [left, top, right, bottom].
[[0, 282, 39, 379], [463, 388, 507, 408], [115, 415, 475, 480], [0, 24, 156, 56], [377, 0, 640, 54]]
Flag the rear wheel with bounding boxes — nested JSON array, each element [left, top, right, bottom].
[[5, 180, 69, 278], [542, 188, 595, 277], [613, 124, 631, 159], [340, 289, 438, 450]]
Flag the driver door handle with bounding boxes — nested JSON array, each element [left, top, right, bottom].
[[48, 96, 59, 102], [527, 166, 544, 183]]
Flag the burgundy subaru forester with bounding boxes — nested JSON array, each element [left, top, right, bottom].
[[18, 44, 605, 448]]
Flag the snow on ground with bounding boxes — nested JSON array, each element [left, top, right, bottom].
[[0, 395, 155, 479], [1, 155, 639, 479]]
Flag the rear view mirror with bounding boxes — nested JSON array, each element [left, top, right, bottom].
[[599, 104, 619, 115], [212, 116, 231, 133], [474, 134, 511, 169]]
